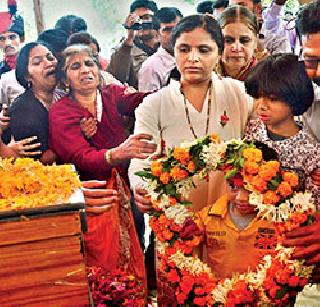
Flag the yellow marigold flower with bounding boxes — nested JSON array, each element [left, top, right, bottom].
[[283, 172, 299, 187], [173, 148, 190, 165], [151, 161, 162, 177], [277, 181, 293, 198], [170, 166, 188, 181], [266, 160, 280, 173], [210, 133, 221, 144], [160, 172, 171, 184], [263, 190, 280, 205], [243, 148, 262, 163], [245, 161, 259, 175]]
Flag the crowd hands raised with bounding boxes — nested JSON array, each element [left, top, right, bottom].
[[1, 0, 320, 302]]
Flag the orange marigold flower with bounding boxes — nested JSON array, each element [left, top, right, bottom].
[[170, 166, 188, 181], [266, 160, 280, 172], [169, 196, 177, 205], [243, 148, 262, 162], [277, 181, 293, 197], [180, 275, 195, 294], [186, 235, 201, 247], [160, 172, 171, 184], [251, 176, 267, 192], [162, 229, 174, 240], [176, 292, 187, 304], [151, 161, 162, 177], [263, 190, 281, 205], [167, 269, 180, 283], [283, 172, 299, 187], [193, 297, 207, 306], [258, 163, 278, 181], [187, 160, 196, 172], [245, 161, 259, 175], [173, 147, 190, 165]]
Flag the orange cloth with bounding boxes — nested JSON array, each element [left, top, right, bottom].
[[196, 194, 276, 279], [83, 169, 145, 283]]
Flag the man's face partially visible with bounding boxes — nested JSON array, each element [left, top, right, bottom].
[[133, 7, 157, 42], [229, 0, 254, 11], [302, 32, 320, 85], [0, 31, 20, 56]]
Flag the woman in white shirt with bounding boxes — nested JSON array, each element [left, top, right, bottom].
[[129, 14, 254, 212]]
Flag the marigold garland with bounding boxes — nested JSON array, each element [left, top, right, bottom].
[[136, 135, 316, 306], [0, 158, 81, 211]]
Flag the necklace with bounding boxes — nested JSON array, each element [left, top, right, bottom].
[[181, 81, 212, 139]]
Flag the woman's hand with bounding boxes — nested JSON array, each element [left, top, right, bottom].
[[82, 180, 119, 214], [0, 106, 10, 131], [80, 117, 97, 139], [40, 149, 57, 165], [311, 169, 320, 186], [134, 186, 152, 213], [110, 133, 157, 164], [7, 135, 41, 157], [283, 213, 320, 265]]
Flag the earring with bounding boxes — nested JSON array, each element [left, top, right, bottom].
[[27, 81, 32, 88], [65, 84, 70, 94]]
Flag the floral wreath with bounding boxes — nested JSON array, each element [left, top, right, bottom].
[[136, 135, 316, 306]]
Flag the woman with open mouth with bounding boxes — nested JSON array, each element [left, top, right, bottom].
[[1, 42, 58, 164], [48, 45, 157, 292]]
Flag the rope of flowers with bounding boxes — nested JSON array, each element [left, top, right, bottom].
[[135, 134, 316, 306]]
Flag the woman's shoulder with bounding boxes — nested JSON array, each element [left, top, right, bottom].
[[9, 89, 37, 113]]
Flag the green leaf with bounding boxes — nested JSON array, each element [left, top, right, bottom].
[[275, 286, 289, 299], [165, 183, 176, 196], [225, 168, 238, 179]]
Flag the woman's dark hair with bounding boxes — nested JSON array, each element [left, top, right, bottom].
[[171, 14, 224, 54], [245, 53, 314, 116], [37, 28, 68, 55], [55, 15, 87, 36], [196, 1, 214, 14], [15, 42, 41, 89], [297, 0, 320, 35], [129, 0, 158, 13], [212, 0, 229, 9], [218, 5, 259, 35], [67, 31, 100, 53]]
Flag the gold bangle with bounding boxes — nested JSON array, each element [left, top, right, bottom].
[[105, 149, 114, 165]]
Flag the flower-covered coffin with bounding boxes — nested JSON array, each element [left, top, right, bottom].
[[0, 158, 89, 305]]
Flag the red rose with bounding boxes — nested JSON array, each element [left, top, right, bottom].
[[180, 217, 202, 240]]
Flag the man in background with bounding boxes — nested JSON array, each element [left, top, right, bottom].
[[107, 0, 159, 89], [138, 7, 183, 92]]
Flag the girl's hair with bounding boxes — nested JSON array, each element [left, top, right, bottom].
[[245, 53, 314, 116], [218, 5, 259, 36], [16, 42, 42, 89], [58, 44, 102, 86], [171, 14, 224, 54]]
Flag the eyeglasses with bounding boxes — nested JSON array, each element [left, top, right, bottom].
[[0, 33, 18, 42]]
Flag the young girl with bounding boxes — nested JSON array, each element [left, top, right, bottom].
[[245, 53, 320, 207]]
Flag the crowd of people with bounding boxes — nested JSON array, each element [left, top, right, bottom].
[[0, 0, 320, 305]]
